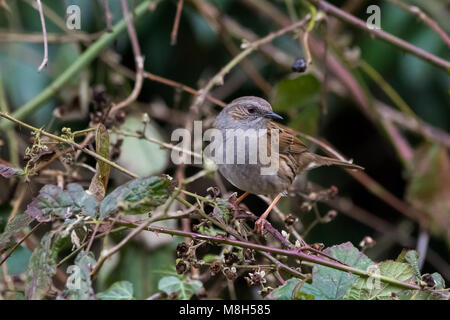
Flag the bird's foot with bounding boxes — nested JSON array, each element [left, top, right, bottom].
[[254, 218, 268, 235]]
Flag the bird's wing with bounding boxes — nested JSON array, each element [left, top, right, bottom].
[[267, 121, 308, 154]]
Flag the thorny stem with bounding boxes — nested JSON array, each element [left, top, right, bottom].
[[115, 218, 421, 291]]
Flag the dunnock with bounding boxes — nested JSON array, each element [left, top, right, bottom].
[[214, 96, 363, 234]]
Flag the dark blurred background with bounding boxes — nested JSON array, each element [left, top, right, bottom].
[[0, 0, 449, 299]]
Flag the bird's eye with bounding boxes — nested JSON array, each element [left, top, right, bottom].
[[248, 107, 256, 114]]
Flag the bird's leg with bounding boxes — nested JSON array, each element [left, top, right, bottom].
[[235, 191, 249, 205], [255, 193, 282, 235]]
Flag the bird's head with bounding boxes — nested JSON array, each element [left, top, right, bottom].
[[215, 96, 283, 130]]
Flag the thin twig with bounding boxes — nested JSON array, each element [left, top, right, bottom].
[[103, 0, 113, 32], [0, 222, 43, 266], [170, 0, 184, 45], [386, 0, 450, 47], [111, 0, 145, 113], [90, 216, 157, 278], [0, 112, 138, 179], [0, 0, 152, 131], [36, 0, 48, 72], [309, 0, 450, 70], [189, 4, 310, 112]]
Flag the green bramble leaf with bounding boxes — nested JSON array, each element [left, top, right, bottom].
[[212, 198, 231, 224], [25, 183, 99, 222], [97, 281, 135, 300], [299, 242, 373, 300], [158, 276, 203, 300], [404, 250, 421, 282], [430, 272, 445, 290], [0, 214, 33, 253], [25, 232, 61, 300], [99, 175, 172, 217], [267, 278, 302, 300], [61, 251, 96, 300], [0, 163, 25, 178], [344, 261, 415, 300]]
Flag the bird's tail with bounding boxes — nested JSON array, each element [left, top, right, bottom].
[[313, 155, 364, 171]]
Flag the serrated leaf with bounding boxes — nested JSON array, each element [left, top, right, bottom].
[[267, 278, 300, 300], [25, 183, 99, 222], [212, 198, 231, 224], [61, 251, 96, 300], [299, 242, 373, 300], [0, 163, 25, 178], [404, 250, 421, 281], [99, 176, 172, 217], [344, 261, 415, 300], [62, 251, 96, 300], [89, 124, 110, 202], [97, 281, 135, 300], [25, 232, 60, 300], [0, 214, 33, 252], [431, 272, 445, 290], [158, 276, 203, 300]]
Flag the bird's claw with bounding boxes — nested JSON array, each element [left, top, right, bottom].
[[254, 218, 267, 235]]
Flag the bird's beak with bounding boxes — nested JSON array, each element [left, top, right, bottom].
[[264, 111, 283, 120]]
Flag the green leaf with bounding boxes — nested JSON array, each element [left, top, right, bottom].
[[397, 290, 447, 300], [299, 242, 373, 300], [212, 198, 231, 224], [271, 74, 321, 112], [0, 214, 33, 252], [268, 278, 300, 300], [25, 183, 99, 222], [61, 251, 96, 300], [344, 261, 415, 300], [25, 232, 60, 300], [97, 281, 135, 300], [431, 272, 445, 290], [100, 175, 172, 217], [404, 250, 421, 281], [158, 276, 203, 300], [0, 163, 25, 178]]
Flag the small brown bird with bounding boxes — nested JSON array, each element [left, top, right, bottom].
[[214, 96, 364, 234]]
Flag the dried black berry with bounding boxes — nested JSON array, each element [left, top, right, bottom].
[[291, 58, 307, 73], [224, 252, 239, 266], [210, 261, 223, 275], [284, 214, 297, 226], [176, 260, 188, 274], [176, 242, 189, 257]]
